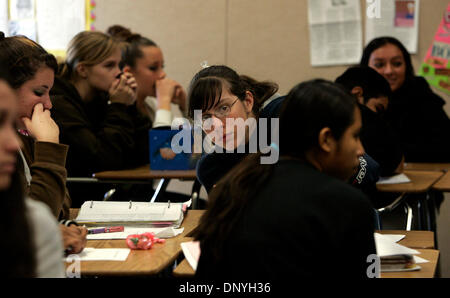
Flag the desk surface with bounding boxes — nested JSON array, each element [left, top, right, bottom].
[[174, 249, 440, 279], [432, 171, 450, 192], [173, 230, 437, 278], [66, 209, 203, 276], [377, 230, 434, 249], [376, 170, 443, 193], [404, 162, 450, 172], [93, 165, 196, 180]]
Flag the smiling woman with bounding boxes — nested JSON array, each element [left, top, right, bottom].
[[361, 36, 450, 162]]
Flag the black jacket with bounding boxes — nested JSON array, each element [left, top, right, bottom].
[[386, 76, 450, 162], [196, 159, 377, 279], [50, 77, 151, 177]]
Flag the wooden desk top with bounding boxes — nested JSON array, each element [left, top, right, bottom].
[[173, 229, 436, 278], [376, 170, 443, 193], [66, 210, 204, 276], [173, 249, 440, 279], [404, 162, 450, 172], [377, 230, 435, 249], [92, 165, 196, 181], [432, 171, 450, 192], [380, 249, 440, 278]]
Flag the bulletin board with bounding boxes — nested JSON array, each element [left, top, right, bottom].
[[0, 0, 96, 57]]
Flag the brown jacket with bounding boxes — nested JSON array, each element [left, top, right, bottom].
[[17, 133, 71, 220]]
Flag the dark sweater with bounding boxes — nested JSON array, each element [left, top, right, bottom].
[[386, 76, 450, 162], [50, 77, 152, 205], [196, 159, 377, 279], [359, 104, 403, 176], [50, 77, 151, 177]]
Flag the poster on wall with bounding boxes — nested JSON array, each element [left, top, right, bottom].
[[2, 0, 93, 57], [1, 0, 10, 34], [307, 0, 363, 67], [365, 0, 419, 53], [419, 3, 450, 94]]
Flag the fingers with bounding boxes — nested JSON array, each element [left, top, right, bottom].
[[61, 225, 88, 254]]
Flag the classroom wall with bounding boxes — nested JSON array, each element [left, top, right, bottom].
[[94, 0, 450, 114]]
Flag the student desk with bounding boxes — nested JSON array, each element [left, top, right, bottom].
[[66, 209, 203, 277], [172, 230, 439, 278], [375, 170, 444, 231], [432, 171, 450, 192], [376, 170, 443, 193], [404, 162, 450, 172], [69, 165, 201, 208]]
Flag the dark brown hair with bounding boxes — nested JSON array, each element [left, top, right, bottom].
[[187, 65, 279, 118], [0, 32, 57, 89], [360, 36, 415, 84], [106, 25, 157, 69]]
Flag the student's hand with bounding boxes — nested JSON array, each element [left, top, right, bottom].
[[60, 224, 88, 254], [21, 103, 59, 143], [109, 73, 137, 106], [160, 147, 176, 160], [155, 78, 186, 111]]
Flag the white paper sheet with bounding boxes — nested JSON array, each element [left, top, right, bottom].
[[365, 0, 420, 53], [35, 0, 85, 50], [374, 233, 420, 257], [87, 226, 184, 240], [0, 0, 8, 34], [376, 233, 406, 243], [181, 241, 201, 271], [376, 173, 411, 185], [308, 0, 363, 66], [66, 248, 130, 261]]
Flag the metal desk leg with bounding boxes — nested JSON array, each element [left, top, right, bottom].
[[150, 178, 170, 203], [190, 179, 202, 209]]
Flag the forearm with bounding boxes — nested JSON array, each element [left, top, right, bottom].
[[27, 141, 69, 218]]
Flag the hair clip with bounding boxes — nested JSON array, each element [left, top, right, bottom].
[[200, 60, 209, 69]]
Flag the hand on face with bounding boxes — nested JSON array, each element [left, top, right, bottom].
[[109, 73, 137, 106], [21, 103, 59, 143], [155, 78, 186, 111]]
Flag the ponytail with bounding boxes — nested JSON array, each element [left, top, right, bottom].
[[193, 152, 275, 262]]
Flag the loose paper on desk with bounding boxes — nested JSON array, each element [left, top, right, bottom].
[[65, 248, 130, 262], [87, 226, 184, 240], [376, 173, 411, 185], [374, 233, 428, 264], [307, 0, 362, 66], [181, 241, 201, 271]]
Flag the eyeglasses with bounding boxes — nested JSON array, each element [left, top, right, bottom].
[[201, 98, 239, 122]]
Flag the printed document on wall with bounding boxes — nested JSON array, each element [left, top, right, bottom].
[[307, 0, 363, 66], [365, 0, 419, 53], [0, 0, 9, 34], [35, 0, 85, 51]]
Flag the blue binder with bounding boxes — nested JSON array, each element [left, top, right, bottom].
[[149, 129, 197, 170]]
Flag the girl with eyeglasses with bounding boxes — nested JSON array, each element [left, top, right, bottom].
[[187, 65, 284, 193]]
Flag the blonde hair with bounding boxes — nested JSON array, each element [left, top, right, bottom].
[[59, 31, 120, 80]]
